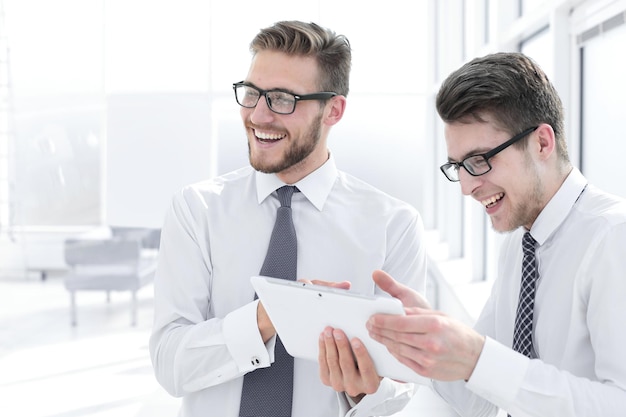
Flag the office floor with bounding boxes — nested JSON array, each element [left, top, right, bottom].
[[0, 272, 180, 417], [0, 272, 462, 417]]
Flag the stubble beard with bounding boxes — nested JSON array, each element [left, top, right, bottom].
[[249, 112, 323, 174], [492, 159, 544, 233]]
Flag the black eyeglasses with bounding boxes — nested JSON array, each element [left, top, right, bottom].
[[232, 82, 338, 115], [440, 126, 538, 182]]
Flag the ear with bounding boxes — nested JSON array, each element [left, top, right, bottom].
[[534, 123, 556, 161], [323, 95, 347, 127]]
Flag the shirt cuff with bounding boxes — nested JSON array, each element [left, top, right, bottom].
[[466, 336, 530, 405], [223, 299, 275, 373], [340, 378, 416, 417]]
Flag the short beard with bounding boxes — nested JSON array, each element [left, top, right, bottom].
[[493, 155, 544, 232], [249, 111, 323, 174]]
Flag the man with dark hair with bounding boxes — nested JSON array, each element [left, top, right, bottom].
[[366, 52, 626, 416]]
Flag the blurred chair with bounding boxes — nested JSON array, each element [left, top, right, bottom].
[[110, 226, 161, 250], [63, 235, 158, 326]]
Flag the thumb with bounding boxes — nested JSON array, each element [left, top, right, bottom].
[[372, 269, 431, 309], [372, 269, 404, 298]]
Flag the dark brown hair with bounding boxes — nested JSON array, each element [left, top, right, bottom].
[[436, 52, 569, 163]]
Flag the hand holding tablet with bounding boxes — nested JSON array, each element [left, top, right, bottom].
[[250, 275, 429, 384]]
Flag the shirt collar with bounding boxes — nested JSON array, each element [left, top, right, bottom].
[[529, 167, 587, 246], [255, 153, 338, 211]]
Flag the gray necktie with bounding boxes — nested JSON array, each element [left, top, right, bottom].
[[508, 232, 538, 417], [239, 185, 297, 417]]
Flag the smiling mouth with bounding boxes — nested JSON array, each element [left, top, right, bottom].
[[255, 130, 286, 143], [481, 192, 504, 208]]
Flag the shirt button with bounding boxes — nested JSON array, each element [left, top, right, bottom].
[[349, 410, 358, 417], [250, 356, 261, 367]]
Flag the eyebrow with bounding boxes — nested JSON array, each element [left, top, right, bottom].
[[242, 81, 297, 95]]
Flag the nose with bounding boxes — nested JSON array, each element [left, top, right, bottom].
[[458, 168, 482, 196], [249, 95, 276, 125]]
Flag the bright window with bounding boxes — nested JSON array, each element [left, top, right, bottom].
[[581, 19, 626, 198]]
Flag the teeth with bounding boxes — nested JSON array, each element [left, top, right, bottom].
[[256, 130, 285, 140], [482, 193, 504, 207]]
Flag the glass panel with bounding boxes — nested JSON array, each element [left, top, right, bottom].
[[4, 0, 432, 229], [5, 0, 104, 227], [582, 22, 626, 198], [105, 0, 211, 94], [520, 26, 553, 81], [521, 0, 541, 16]]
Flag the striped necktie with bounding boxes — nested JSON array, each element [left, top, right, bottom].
[[508, 231, 538, 417]]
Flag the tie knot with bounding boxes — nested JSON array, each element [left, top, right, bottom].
[[522, 232, 536, 256], [276, 186, 296, 208]]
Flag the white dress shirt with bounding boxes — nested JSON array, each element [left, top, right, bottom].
[[432, 168, 626, 416], [149, 154, 428, 417]]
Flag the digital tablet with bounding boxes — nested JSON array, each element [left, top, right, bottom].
[[250, 275, 429, 384]]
